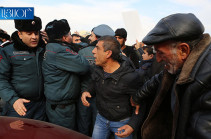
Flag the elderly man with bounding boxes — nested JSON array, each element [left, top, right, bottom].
[[0, 16, 46, 120], [131, 13, 211, 139], [81, 36, 143, 139]]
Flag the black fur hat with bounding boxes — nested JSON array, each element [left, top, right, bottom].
[[0, 32, 10, 40], [0, 30, 10, 40], [115, 28, 127, 39], [45, 19, 70, 40], [14, 16, 42, 31]]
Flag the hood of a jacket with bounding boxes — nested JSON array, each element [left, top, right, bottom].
[[11, 31, 45, 51]]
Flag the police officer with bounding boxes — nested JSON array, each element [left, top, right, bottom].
[[0, 29, 10, 47], [0, 16, 46, 120], [43, 19, 90, 129]]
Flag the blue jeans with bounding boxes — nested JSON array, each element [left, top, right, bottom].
[[92, 113, 133, 139]]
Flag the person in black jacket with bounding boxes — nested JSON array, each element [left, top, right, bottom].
[[131, 13, 211, 139], [0, 16, 46, 120], [81, 36, 144, 139], [136, 46, 154, 84], [115, 28, 141, 69], [77, 24, 115, 136]]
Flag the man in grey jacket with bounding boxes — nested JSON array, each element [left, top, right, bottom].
[[77, 24, 116, 136]]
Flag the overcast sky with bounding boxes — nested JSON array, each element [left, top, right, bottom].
[[1, 0, 211, 45]]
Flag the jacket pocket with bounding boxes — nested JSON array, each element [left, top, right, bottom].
[[12, 56, 36, 75], [12, 56, 34, 65], [106, 103, 131, 120]]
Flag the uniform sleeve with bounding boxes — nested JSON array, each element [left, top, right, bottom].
[[55, 48, 90, 75], [0, 49, 19, 105], [80, 69, 92, 93]]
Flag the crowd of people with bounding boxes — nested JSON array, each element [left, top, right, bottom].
[[0, 12, 210, 139]]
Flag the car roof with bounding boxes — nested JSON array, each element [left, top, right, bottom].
[[0, 116, 90, 139]]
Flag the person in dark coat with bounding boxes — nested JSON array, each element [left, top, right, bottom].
[[43, 19, 90, 129], [131, 13, 211, 139], [77, 24, 115, 136], [70, 33, 89, 52], [137, 46, 154, 84], [115, 28, 141, 68], [0, 29, 11, 47], [79, 24, 115, 65], [0, 16, 46, 120], [81, 36, 144, 139]]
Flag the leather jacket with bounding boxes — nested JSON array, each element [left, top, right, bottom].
[[132, 34, 211, 139]]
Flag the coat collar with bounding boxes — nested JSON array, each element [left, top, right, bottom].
[[94, 55, 135, 81], [11, 31, 45, 51], [177, 34, 211, 84]]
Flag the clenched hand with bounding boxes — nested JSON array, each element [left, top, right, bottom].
[[81, 92, 92, 107]]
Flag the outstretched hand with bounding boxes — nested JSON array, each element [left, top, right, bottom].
[[134, 40, 144, 50], [13, 98, 30, 116]]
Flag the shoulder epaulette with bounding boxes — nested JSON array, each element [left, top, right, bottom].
[[1, 41, 12, 48]]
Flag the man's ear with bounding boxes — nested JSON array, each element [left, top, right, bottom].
[[150, 54, 154, 59], [178, 43, 190, 60], [18, 31, 22, 40], [106, 50, 112, 59], [62, 35, 67, 42]]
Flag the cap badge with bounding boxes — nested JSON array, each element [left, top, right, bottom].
[[32, 21, 35, 25]]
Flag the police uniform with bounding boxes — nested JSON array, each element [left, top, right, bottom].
[[44, 19, 90, 129], [0, 16, 46, 120]]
